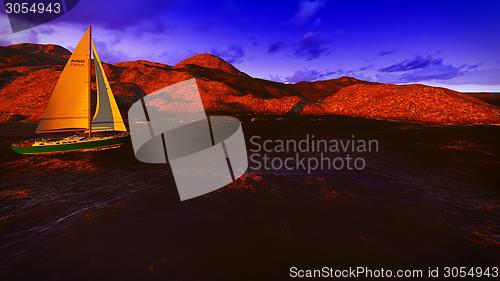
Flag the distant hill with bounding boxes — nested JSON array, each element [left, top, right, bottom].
[[465, 93, 500, 107], [303, 84, 500, 124], [0, 43, 70, 67], [0, 43, 499, 125]]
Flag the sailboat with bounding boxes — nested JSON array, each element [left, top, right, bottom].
[[12, 26, 128, 154]]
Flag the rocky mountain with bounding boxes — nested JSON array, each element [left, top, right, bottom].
[[1, 43, 499, 125], [0, 43, 70, 68], [302, 84, 500, 125]]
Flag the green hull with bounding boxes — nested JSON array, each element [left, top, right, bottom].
[[12, 135, 128, 155]]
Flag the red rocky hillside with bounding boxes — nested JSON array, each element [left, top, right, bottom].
[[0, 43, 499, 125]]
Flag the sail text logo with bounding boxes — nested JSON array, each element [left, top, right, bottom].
[[69, 59, 85, 66], [128, 79, 248, 201]]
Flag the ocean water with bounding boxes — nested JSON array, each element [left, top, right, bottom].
[[0, 116, 499, 280]]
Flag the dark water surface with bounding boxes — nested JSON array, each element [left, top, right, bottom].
[[1, 117, 499, 280]]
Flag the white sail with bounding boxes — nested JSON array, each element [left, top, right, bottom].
[[90, 40, 127, 132]]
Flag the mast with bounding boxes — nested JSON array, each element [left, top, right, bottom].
[[88, 25, 92, 138]]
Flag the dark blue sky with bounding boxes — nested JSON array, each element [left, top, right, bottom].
[[2, 0, 500, 91]]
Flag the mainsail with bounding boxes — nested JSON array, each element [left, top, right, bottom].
[[91, 40, 126, 132], [36, 27, 91, 133]]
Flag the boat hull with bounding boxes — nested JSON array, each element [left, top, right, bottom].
[[12, 135, 128, 155]]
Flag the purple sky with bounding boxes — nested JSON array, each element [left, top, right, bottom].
[[1, 0, 500, 91]]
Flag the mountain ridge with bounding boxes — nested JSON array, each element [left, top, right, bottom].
[[0, 43, 499, 125]]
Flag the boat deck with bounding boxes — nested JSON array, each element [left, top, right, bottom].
[[12, 133, 129, 154]]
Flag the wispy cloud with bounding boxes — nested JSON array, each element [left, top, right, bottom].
[[398, 64, 462, 82], [433, 67, 500, 86], [285, 69, 333, 83], [291, 0, 326, 26], [0, 19, 40, 45], [210, 45, 245, 64], [379, 55, 443, 73], [377, 55, 480, 83], [378, 50, 395, 56], [292, 33, 330, 60], [132, 20, 175, 37], [270, 68, 339, 83], [268, 41, 286, 54], [93, 40, 131, 63]]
